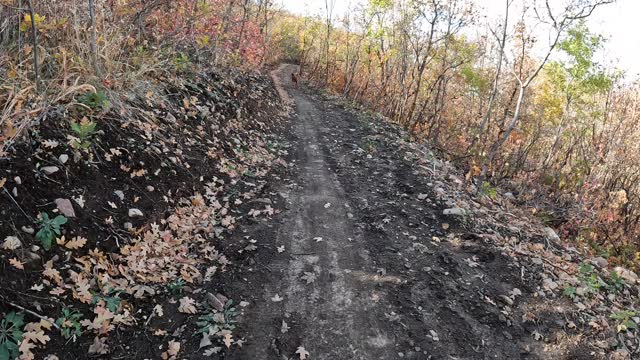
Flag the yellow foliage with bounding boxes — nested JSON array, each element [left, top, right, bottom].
[[20, 13, 46, 33]]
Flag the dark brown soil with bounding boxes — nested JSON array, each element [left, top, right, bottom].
[[208, 65, 596, 359], [0, 64, 604, 360]]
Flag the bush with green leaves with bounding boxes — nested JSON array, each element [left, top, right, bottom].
[[173, 53, 192, 72], [78, 91, 109, 110], [479, 181, 497, 199], [35, 212, 67, 250], [0, 312, 24, 360], [55, 308, 83, 340]]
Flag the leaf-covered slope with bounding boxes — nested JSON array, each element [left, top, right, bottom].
[[0, 69, 291, 359]]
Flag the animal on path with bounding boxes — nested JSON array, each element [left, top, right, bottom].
[[291, 72, 299, 87]]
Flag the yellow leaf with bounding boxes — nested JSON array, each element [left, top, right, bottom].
[[0, 178, 6, 189]]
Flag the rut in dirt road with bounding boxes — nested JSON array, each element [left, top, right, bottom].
[[226, 65, 575, 360]]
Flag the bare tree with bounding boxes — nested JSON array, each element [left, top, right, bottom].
[[468, 0, 512, 154], [481, 0, 614, 177], [25, 0, 40, 93]]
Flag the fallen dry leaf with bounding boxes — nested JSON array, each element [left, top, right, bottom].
[[223, 332, 233, 348], [178, 296, 197, 314], [296, 346, 310, 359], [9, 257, 24, 270], [88, 336, 109, 355], [64, 236, 87, 250], [2, 236, 21, 250], [161, 340, 181, 360]]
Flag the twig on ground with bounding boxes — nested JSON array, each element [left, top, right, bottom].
[[3, 188, 32, 221], [6, 301, 62, 330]]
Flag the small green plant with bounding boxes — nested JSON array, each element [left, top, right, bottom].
[[35, 212, 67, 250], [0, 311, 25, 360], [607, 271, 626, 293], [55, 308, 83, 340], [92, 288, 123, 312], [579, 263, 606, 294], [610, 310, 637, 332], [196, 300, 237, 335], [173, 53, 191, 72], [479, 181, 497, 199], [70, 117, 97, 150], [78, 91, 109, 110], [167, 279, 186, 295], [564, 262, 624, 300], [563, 285, 577, 299]]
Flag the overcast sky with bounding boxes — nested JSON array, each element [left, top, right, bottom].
[[278, 0, 640, 77]]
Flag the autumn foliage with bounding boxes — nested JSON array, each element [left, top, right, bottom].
[[273, 0, 640, 267]]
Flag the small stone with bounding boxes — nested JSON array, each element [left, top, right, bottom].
[[543, 227, 561, 243], [128, 208, 144, 218], [499, 295, 514, 306], [58, 154, 69, 164], [30, 245, 40, 252], [41, 166, 60, 175], [123, 222, 133, 230], [114, 190, 125, 201], [12, 187, 17, 197], [55, 198, 76, 218], [146, 186, 155, 192], [504, 192, 516, 201], [429, 330, 440, 341], [26, 252, 41, 263], [21, 226, 34, 234], [14, 176, 21, 185], [614, 267, 639, 284], [205, 292, 225, 311], [417, 193, 428, 200], [592, 256, 608, 269], [443, 208, 466, 216]]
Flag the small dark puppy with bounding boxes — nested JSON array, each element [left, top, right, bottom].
[[291, 72, 299, 87]]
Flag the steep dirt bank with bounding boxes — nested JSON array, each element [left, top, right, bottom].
[[0, 69, 291, 359]]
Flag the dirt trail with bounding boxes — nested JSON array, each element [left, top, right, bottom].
[[229, 65, 396, 359], [223, 65, 583, 359]]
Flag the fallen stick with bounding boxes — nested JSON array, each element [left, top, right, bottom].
[[8, 301, 62, 330]]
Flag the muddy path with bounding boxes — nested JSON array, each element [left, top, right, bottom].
[[219, 65, 577, 359]]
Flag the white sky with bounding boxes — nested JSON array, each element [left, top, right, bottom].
[[278, 0, 640, 76]]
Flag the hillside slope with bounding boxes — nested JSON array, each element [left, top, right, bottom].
[[0, 64, 638, 360]]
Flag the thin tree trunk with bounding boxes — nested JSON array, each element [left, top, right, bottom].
[[468, 0, 510, 154], [89, 0, 100, 76], [26, 0, 40, 93]]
